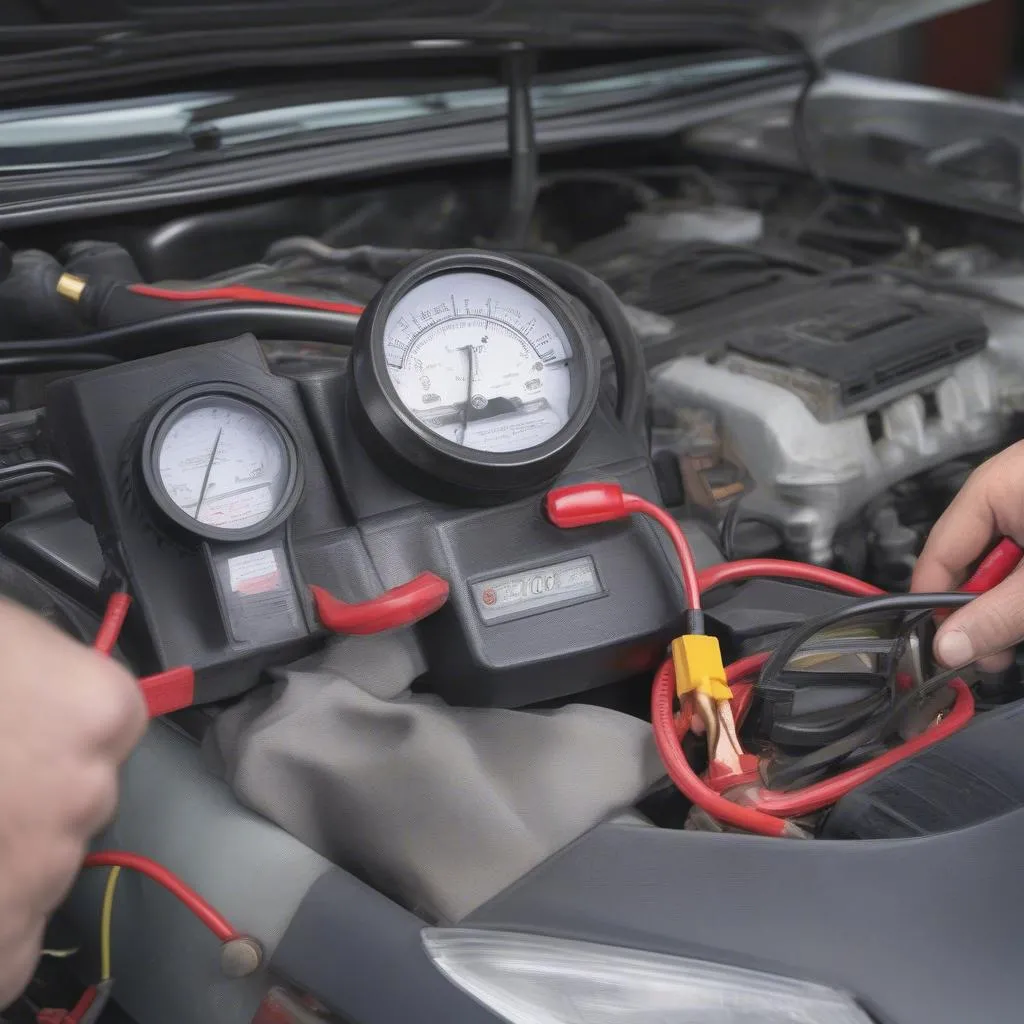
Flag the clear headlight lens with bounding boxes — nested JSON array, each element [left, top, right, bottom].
[[423, 929, 873, 1024]]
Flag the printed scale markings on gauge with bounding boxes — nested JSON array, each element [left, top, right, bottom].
[[382, 270, 574, 453], [154, 397, 292, 532]]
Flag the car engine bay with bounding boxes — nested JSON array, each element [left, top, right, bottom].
[[4, 148, 1024, 1024]]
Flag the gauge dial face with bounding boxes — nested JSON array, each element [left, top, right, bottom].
[[150, 395, 295, 535], [381, 271, 576, 454]]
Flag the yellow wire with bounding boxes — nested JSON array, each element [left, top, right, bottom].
[[100, 866, 121, 982]]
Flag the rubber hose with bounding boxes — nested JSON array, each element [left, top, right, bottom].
[[0, 304, 359, 360]]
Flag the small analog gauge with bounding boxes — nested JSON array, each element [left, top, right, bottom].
[[142, 391, 301, 540]]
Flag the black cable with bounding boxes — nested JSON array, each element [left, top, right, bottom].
[[0, 304, 360, 360], [720, 501, 787, 560], [0, 459, 75, 492], [758, 593, 976, 695], [0, 353, 119, 374], [791, 44, 831, 194], [265, 239, 428, 277], [767, 665, 964, 791], [499, 46, 539, 250]]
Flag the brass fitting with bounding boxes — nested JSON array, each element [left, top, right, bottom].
[[56, 272, 87, 303]]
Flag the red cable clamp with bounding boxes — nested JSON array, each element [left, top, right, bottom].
[[37, 980, 113, 1024], [311, 573, 449, 635]]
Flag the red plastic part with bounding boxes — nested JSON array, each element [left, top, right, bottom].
[[93, 592, 132, 655], [82, 851, 239, 942], [707, 754, 761, 792], [651, 659, 788, 838], [960, 537, 1023, 593], [311, 573, 450, 635], [138, 666, 195, 718], [128, 283, 365, 317], [37, 981, 111, 1024], [545, 483, 702, 611], [546, 483, 629, 528]]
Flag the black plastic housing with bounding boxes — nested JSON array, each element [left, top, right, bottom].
[[757, 669, 890, 749], [43, 335, 358, 702], [297, 363, 692, 707], [30, 330, 699, 708], [724, 289, 987, 409], [704, 578, 859, 661], [823, 698, 1024, 840]]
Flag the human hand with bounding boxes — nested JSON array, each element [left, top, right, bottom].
[[0, 600, 146, 1008], [912, 441, 1024, 671]]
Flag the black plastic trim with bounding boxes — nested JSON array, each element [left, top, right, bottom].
[[270, 868, 501, 1024], [465, 815, 1024, 1024]]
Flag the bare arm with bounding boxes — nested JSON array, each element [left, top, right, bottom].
[[0, 601, 145, 1008]]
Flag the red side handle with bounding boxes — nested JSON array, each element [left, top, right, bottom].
[[311, 573, 450, 635], [139, 666, 195, 718]]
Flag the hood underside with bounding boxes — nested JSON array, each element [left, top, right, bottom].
[[759, 0, 984, 53], [9, 1, 985, 57]]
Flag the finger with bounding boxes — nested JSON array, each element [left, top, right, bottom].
[[912, 465, 1001, 594], [977, 649, 1016, 673], [933, 562, 1024, 667]]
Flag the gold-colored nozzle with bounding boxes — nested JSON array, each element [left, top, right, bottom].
[[56, 272, 87, 303]]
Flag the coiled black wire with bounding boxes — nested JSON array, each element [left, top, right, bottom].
[[759, 593, 977, 695], [767, 664, 967, 792]]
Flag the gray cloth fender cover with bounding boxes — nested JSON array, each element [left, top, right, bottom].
[[205, 630, 665, 922]]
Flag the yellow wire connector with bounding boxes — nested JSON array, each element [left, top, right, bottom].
[[671, 633, 731, 702]]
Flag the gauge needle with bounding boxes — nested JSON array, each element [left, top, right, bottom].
[[194, 428, 223, 521], [459, 344, 479, 443]]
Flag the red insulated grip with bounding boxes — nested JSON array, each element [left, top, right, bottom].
[[311, 573, 450, 635], [960, 538, 1024, 593], [546, 483, 628, 528], [139, 666, 195, 718]]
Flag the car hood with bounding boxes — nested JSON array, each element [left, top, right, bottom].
[[759, 0, 982, 52], [23, 1, 984, 57]]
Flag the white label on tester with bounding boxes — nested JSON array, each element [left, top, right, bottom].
[[472, 556, 603, 623], [228, 549, 281, 596]]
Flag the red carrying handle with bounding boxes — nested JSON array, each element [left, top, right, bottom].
[[311, 573, 450, 635]]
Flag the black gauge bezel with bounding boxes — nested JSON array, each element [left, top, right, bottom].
[[141, 384, 304, 543], [349, 250, 600, 504]]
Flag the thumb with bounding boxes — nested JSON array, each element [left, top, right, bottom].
[[934, 566, 1024, 669]]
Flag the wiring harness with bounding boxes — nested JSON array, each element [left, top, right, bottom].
[[548, 480, 1023, 838]]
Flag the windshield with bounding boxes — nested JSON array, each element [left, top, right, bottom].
[[0, 53, 786, 174]]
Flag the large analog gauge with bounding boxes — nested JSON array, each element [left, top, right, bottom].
[[349, 251, 599, 503], [141, 388, 302, 541]]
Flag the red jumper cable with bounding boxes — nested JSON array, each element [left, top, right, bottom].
[[127, 283, 366, 317], [547, 481, 1023, 836]]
